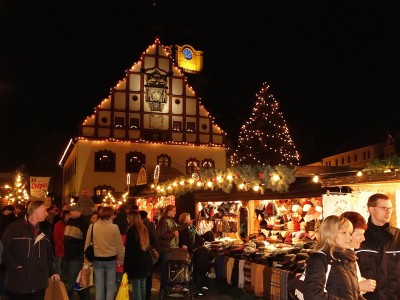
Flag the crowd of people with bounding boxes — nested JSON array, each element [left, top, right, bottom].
[[1, 191, 399, 300], [0, 192, 214, 300], [291, 192, 400, 299]]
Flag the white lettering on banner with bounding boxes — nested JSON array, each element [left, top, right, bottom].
[[30, 177, 51, 198]]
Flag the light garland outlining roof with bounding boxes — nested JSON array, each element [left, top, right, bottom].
[[154, 164, 295, 198], [75, 137, 225, 147], [81, 37, 226, 140]]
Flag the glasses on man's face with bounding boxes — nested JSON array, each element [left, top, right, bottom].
[[372, 206, 393, 212]]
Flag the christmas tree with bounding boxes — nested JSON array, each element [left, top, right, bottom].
[[232, 82, 300, 166], [6, 170, 29, 205]]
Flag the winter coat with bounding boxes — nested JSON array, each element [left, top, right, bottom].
[[1, 217, 56, 293], [0, 212, 16, 240], [157, 214, 179, 253], [356, 218, 400, 300], [64, 216, 88, 261], [142, 217, 160, 251], [53, 219, 66, 257], [113, 210, 128, 234], [124, 226, 152, 280], [304, 250, 365, 300], [178, 224, 198, 254], [85, 219, 125, 263]]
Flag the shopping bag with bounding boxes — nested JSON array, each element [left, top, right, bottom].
[[74, 264, 94, 291], [45, 278, 68, 300], [116, 272, 129, 300]]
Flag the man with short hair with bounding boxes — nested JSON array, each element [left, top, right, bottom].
[[357, 193, 400, 299], [64, 205, 89, 300], [2, 200, 60, 299]]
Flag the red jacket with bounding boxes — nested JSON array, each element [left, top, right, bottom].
[[53, 220, 66, 257]]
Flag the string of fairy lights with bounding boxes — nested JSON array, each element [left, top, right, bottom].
[[152, 165, 296, 198], [3, 172, 29, 205], [80, 37, 226, 148], [232, 82, 300, 166]]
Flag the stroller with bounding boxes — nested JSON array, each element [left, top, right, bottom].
[[159, 248, 195, 299]]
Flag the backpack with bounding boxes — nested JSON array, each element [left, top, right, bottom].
[[288, 252, 331, 300]]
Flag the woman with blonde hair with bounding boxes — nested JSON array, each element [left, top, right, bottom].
[[303, 215, 365, 299], [124, 211, 152, 300]]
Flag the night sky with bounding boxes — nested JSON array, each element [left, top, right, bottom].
[[1, 1, 400, 178]]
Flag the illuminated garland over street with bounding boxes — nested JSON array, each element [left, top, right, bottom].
[[155, 165, 295, 197]]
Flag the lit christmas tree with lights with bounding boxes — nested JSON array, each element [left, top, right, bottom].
[[232, 82, 300, 166]]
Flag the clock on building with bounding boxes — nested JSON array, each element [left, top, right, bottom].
[[183, 48, 193, 60]]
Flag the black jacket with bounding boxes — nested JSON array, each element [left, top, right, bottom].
[[178, 225, 198, 254], [193, 246, 214, 273], [143, 218, 160, 251], [356, 218, 400, 300], [64, 216, 88, 261], [124, 226, 152, 280], [1, 217, 56, 293], [304, 250, 364, 300]]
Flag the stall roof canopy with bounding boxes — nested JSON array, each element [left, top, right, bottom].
[[129, 184, 156, 198], [192, 177, 327, 202], [320, 172, 400, 187]]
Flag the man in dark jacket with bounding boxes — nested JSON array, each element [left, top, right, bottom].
[[357, 193, 400, 299], [64, 205, 89, 300], [139, 210, 160, 300], [2, 200, 60, 299]]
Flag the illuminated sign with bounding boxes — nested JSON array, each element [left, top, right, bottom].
[[174, 45, 203, 74]]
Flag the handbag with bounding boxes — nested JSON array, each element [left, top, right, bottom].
[[149, 247, 159, 266], [84, 224, 95, 262], [74, 264, 94, 291], [115, 272, 129, 300]]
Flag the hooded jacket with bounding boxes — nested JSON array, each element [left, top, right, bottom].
[[1, 217, 56, 293]]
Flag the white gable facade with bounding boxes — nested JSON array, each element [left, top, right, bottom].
[[60, 38, 226, 202]]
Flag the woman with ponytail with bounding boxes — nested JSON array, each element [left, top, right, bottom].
[[124, 211, 152, 300]]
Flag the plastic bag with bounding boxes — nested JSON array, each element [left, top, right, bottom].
[[116, 272, 129, 300]]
